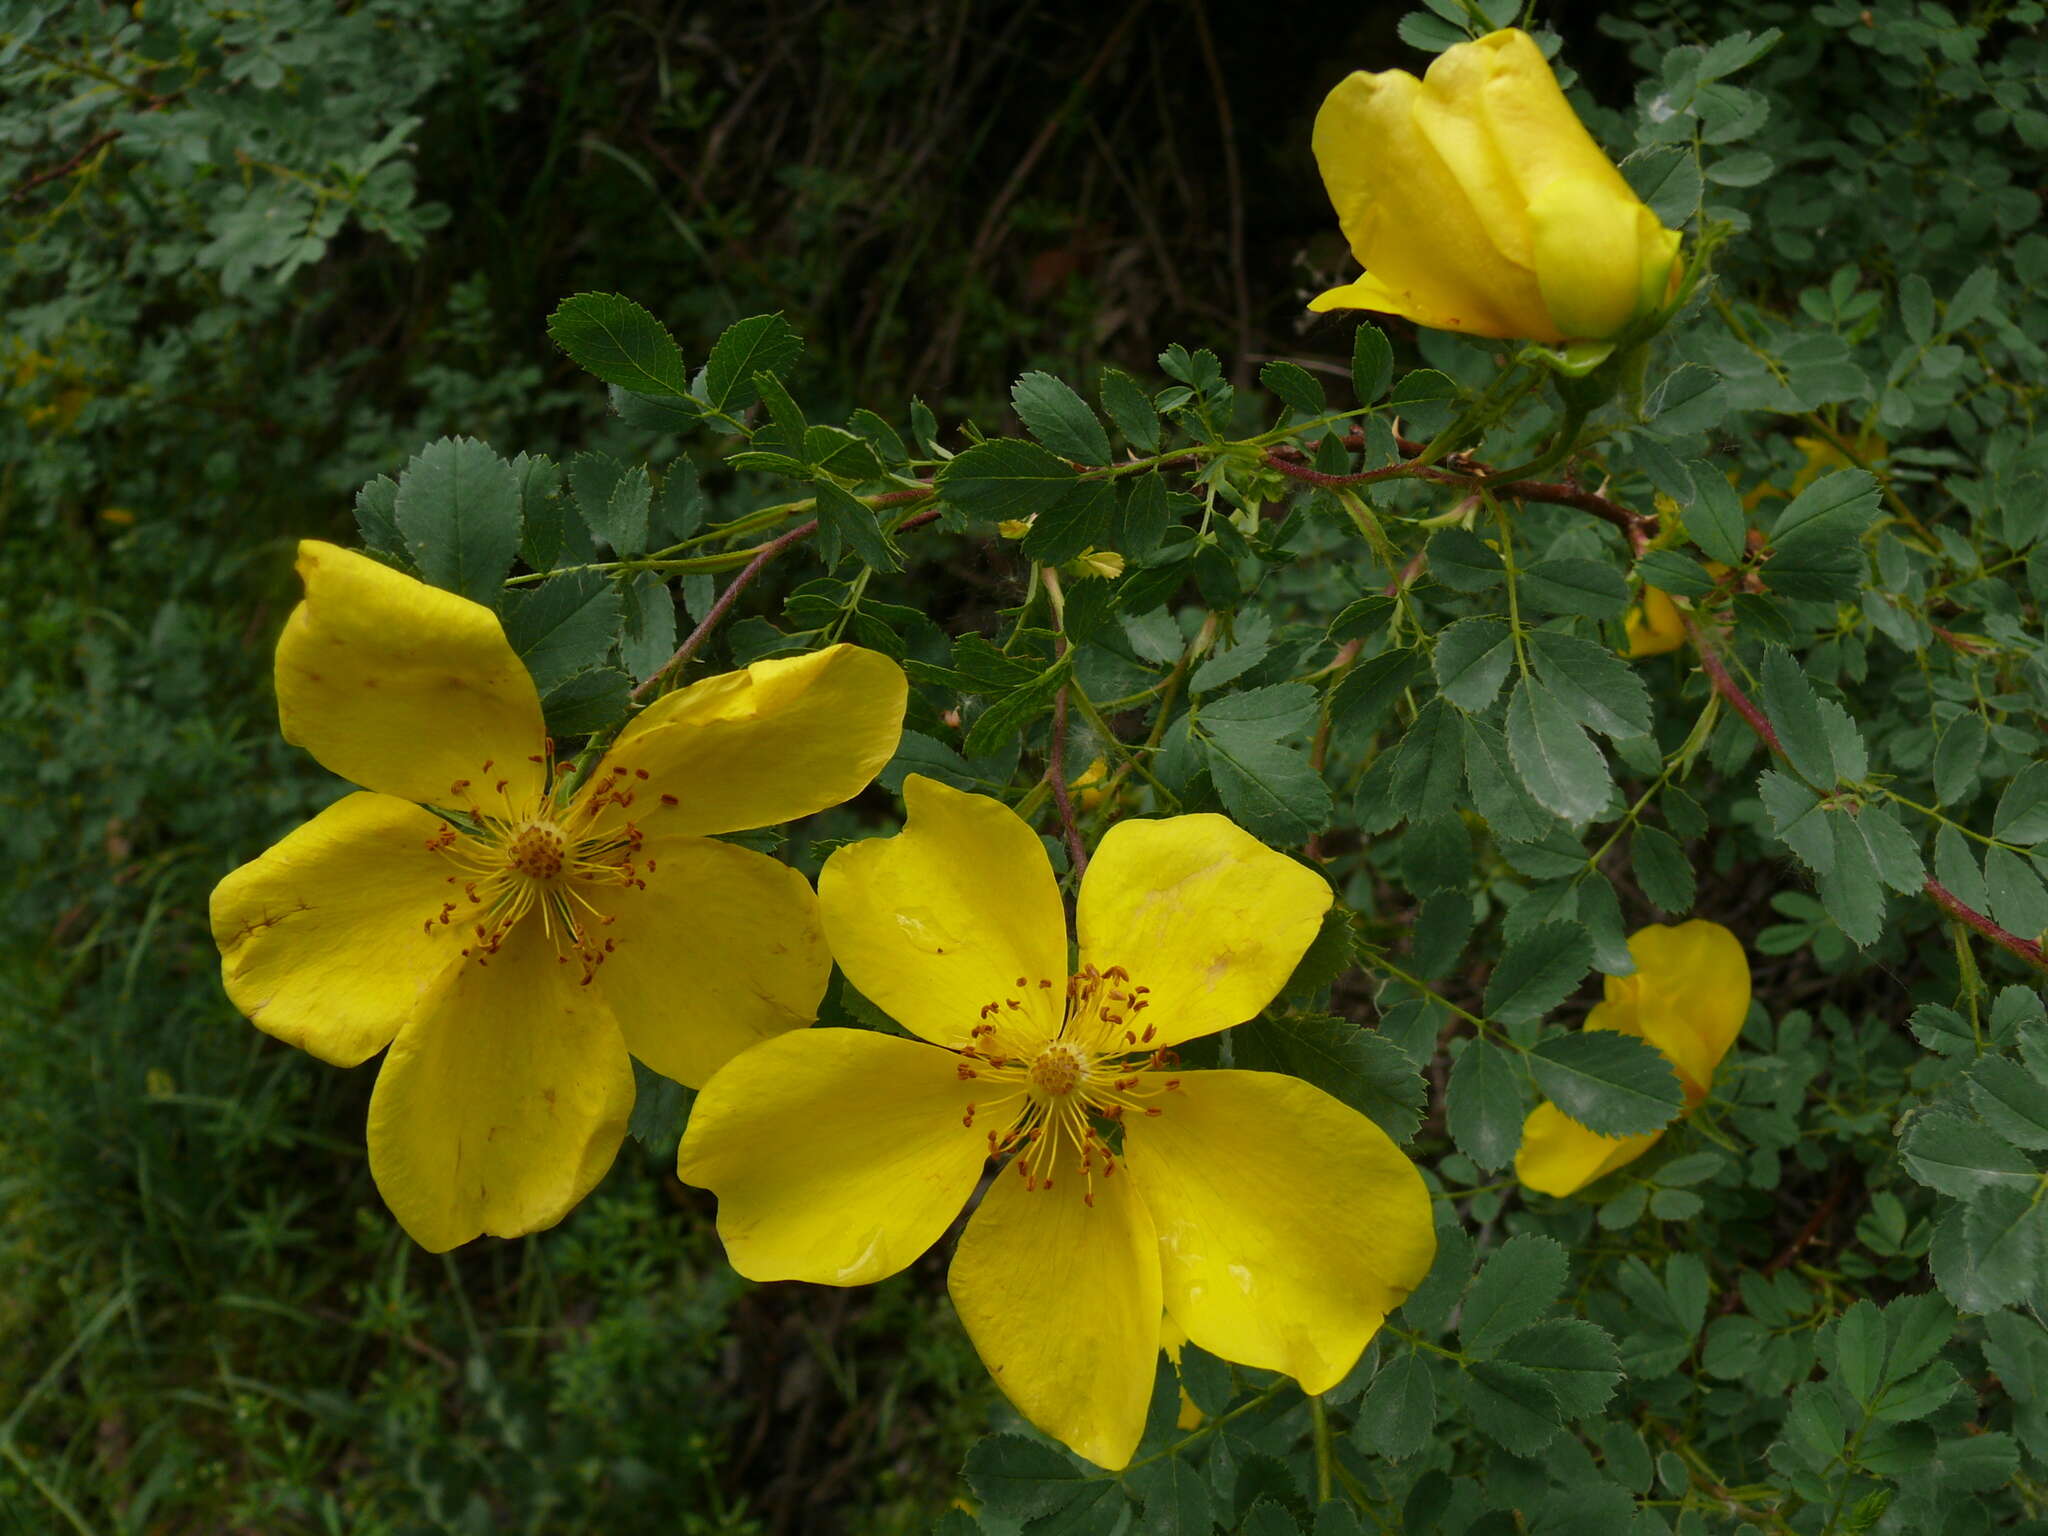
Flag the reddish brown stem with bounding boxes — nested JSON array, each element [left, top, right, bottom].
[[631, 506, 940, 700], [1047, 684, 1088, 876], [1685, 617, 2048, 974]]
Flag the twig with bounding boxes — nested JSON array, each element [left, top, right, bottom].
[[1189, 0, 1250, 390], [11, 129, 121, 200], [630, 507, 940, 700], [1685, 616, 2048, 974], [1761, 1167, 1854, 1277], [1048, 683, 1088, 875]]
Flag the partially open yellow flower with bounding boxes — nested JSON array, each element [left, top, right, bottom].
[[1516, 921, 1750, 1197], [1310, 29, 1681, 344], [210, 541, 907, 1251], [1624, 586, 1687, 658], [678, 777, 1434, 1469]]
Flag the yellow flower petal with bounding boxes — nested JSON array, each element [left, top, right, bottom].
[[367, 929, 633, 1251], [210, 792, 467, 1067], [1075, 816, 1331, 1047], [1603, 920, 1750, 1093], [677, 1029, 985, 1285], [586, 834, 829, 1089], [949, 1147, 1161, 1470], [1625, 587, 1687, 658], [1312, 68, 1548, 339], [1529, 173, 1648, 342], [1126, 1069, 1435, 1394], [1467, 29, 1636, 211], [818, 776, 1067, 1047], [1514, 1100, 1664, 1197], [591, 644, 906, 838], [275, 542, 546, 809]]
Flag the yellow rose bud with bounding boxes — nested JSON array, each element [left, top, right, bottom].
[[1309, 29, 1682, 344], [996, 518, 1033, 540], [1623, 587, 1686, 658]]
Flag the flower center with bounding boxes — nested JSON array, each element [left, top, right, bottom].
[[417, 751, 657, 984], [953, 964, 1180, 1205], [508, 820, 568, 880]]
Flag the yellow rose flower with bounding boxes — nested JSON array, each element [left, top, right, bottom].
[[1624, 586, 1687, 658], [1310, 29, 1682, 344], [209, 541, 907, 1251], [1516, 921, 1750, 1198], [677, 777, 1435, 1470]]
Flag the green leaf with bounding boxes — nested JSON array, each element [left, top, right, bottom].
[[1995, 761, 2048, 845], [1198, 685, 1333, 845], [1527, 631, 1652, 740], [1240, 1500, 1303, 1536], [1685, 462, 1747, 565], [804, 424, 885, 482], [1519, 559, 1629, 620], [1984, 846, 2048, 942], [1433, 617, 1515, 711], [1497, 1319, 1621, 1418], [502, 570, 622, 694], [1529, 1031, 1683, 1136], [1230, 1015, 1424, 1144], [539, 665, 631, 738], [1460, 1361, 1563, 1456], [1012, 371, 1112, 464], [814, 480, 902, 573], [1773, 467, 1880, 545], [1351, 323, 1394, 404], [1934, 716, 1988, 806], [1099, 368, 1161, 455], [938, 439, 1078, 522], [1461, 1233, 1568, 1354], [1019, 478, 1117, 564], [1758, 646, 1836, 785], [546, 292, 689, 396], [1846, 802, 1925, 894], [393, 435, 522, 606], [1259, 360, 1325, 418], [1428, 528, 1504, 591], [1357, 1351, 1434, 1460], [962, 1435, 1095, 1520], [619, 573, 676, 683], [1636, 549, 1716, 596], [1506, 677, 1612, 823], [1820, 813, 1887, 947], [1412, 888, 1474, 980], [1391, 368, 1459, 405], [1462, 717, 1556, 843], [1484, 921, 1594, 1026], [1129, 1457, 1211, 1536], [354, 473, 402, 556], [1831, 1299, 1887, 1405], [586, 462, 651, 557], [1448, 1038, 1524, 1171], [701, 313, 803, 413], [1907, 1005, 1978, 1060], [1631, 827, 1695, 914], [1760, 769, 1832, 873], [1970, 1055, 2048, 1151], [1964, 1184, 2048, 1308], [1329, 648, 1423, 748]]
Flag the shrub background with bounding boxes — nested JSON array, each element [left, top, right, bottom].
[[6, 1, 2048, 1532]]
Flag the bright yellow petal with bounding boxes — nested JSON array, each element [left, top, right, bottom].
[[1529, 173, 1649, 341], [1605, 920, 1751, 1091], [1625, 588, 1687, 658], [275, 541, 546, 810], [210, 791, 466, 1067], [587, 644, 906, 838], [366, 927, 633, 1251], [818, 776, 1067, 1048], [586, 834, 829, 1089], [1412, 35, 1535, 268], [1468, 29, 1636, 209], [949, 1146, 1160, 1470], [1515, 1100, 1664, 1197], [677, 1029, 984, 1285], [1307, 275, 1513, 338], [1075, 816, 1331, 1047], [1312, 68, 1551, 340], [1126, 1070, 1434, 1394]]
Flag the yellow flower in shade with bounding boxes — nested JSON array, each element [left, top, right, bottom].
[[1310, 29, 1682, 344], [209, 541, 907, 1251], [1624, 586, 1687, 658], [677, 777, 1435, 1470], [1516, 921, 1750, 1198]]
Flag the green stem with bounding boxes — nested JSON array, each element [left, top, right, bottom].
[[1310, 1394, 1334, 1505]]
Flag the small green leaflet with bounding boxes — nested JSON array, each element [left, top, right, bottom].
[[546, 292, 689, 397]]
